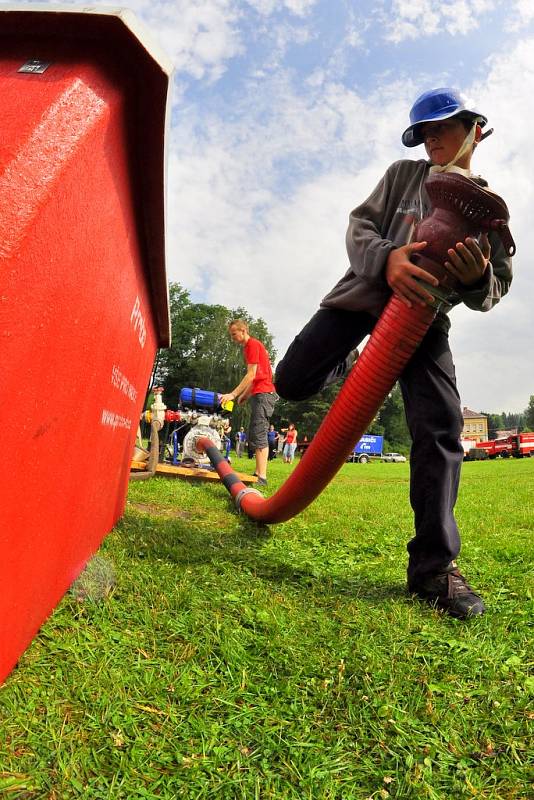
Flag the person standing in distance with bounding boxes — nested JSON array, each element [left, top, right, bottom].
[[282, 423, 298, 464], [221, 320, 277, 486], [235, 427, 247, 458], [267, 424, 279, 460]]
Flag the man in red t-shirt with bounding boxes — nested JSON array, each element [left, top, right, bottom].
[[220, 319, 277, 485]]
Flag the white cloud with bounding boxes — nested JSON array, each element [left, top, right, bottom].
[[244, 0, 318, 16], [132, 0, 243, 81], [303, 7, 369, 86], [248, 18, 316, 74], [505, 0, 534, 31], [384, 0, 493, 42]]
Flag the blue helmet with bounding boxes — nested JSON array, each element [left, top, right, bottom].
[[402, 87, 487, 147]]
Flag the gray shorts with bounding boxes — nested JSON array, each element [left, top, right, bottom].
[[248, 393, 277, 449]]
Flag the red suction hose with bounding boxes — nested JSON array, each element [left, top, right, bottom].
[[199, 173, 515, 524], [198, 295, 436, 523]]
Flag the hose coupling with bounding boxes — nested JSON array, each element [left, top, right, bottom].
[[235, 487, 263, 512]]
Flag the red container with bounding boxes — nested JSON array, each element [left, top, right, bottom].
[[0, 8, 171, 683]]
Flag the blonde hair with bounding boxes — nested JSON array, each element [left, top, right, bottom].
[[228, 319, 249, 333]]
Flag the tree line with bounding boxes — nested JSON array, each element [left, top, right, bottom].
[[152, 283, 533, 449], [480, 410, 530, 438]]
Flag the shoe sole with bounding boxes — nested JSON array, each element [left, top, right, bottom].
[[409, 590, 485, 619]]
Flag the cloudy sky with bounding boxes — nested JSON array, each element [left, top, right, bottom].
[[14, 0, 534, 413]]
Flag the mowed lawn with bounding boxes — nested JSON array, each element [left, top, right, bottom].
[[1, 457, 532, 799]]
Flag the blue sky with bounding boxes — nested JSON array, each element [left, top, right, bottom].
[[9, 0, 534, 412]]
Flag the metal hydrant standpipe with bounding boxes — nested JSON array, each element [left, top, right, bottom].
[[199, 173, 516, 524], [130, 388, 166, 482]]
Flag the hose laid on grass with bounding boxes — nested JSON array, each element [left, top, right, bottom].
[[198, 295, 437, 523]]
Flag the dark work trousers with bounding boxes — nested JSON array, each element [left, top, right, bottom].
[[275, 307, 464, 583]]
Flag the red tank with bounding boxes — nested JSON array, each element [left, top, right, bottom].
[[0, 9, 171, 683]]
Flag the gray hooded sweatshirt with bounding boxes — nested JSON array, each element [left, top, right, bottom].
[[321, 159, 513, 333]]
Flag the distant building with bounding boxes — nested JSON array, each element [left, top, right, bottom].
[[461, 407, 488, 443], [496, 429, 518, 438]]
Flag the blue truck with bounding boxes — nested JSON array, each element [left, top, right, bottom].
[[347, 434, 384, 463]]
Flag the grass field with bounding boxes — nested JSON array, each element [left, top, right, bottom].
[[1, 456, 532, 799]]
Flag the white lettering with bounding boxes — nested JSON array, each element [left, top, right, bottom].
[[130, 296, 147, 349], [111, 364, 138, 403], [101, 408, 132, 431]]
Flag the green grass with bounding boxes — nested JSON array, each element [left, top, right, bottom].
[[1, 457, 532, 799]]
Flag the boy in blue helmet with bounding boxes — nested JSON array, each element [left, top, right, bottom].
[[275, 88, 513, 619]]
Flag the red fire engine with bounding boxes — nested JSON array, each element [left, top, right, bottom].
[[468, 433, 534, 459], [511, 432, 534, 457]]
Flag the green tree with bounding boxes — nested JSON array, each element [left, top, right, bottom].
[[524, 395, 534, 431], [276, 378, 387, 448], [272, 383, 339, 441], [271, 380, 395, 452], [501, 411, 525, 432], [376, 384, 411, 452], [481, 412, 504, 439]]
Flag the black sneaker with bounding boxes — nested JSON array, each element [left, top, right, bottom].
[[409, 563, 485, 619], [323, 348, 359, 388], [255, 476, 268, 486]]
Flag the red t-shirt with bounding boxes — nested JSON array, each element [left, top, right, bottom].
[[244, 337, 275, 395]]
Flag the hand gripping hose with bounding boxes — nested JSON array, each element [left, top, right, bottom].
[[198, 173, 515, 524]]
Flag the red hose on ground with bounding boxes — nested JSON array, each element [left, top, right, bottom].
[[198, 295, 437, 524]]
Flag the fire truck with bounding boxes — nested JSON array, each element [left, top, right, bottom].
[[466, 433, 534, 460]]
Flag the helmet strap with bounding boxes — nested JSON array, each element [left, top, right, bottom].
[[429, 120, 477, 176]]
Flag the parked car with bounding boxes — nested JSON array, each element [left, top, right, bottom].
[[382, 452, 407, 463]]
